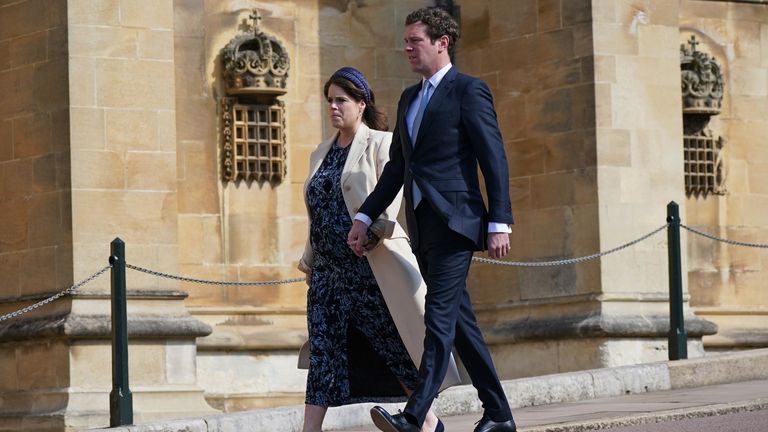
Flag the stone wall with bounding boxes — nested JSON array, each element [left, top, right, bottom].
[[0, 0, 72, 429], [173, 0, 301, 310], [457, 0, 607, 376], [460, 0, 598, 308], [1, 1, 215, 430], [69, 0, 179, 292], [591, 0, 685, 305], [680, 0, 768, 349], [0, 0, 71, 317], [456, 0, 713, 379]]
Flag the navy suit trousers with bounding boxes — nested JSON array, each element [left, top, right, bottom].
[[403, 203, 513, 426]]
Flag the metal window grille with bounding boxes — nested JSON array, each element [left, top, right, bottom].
[[224, 102, 285, 183], [683, 134, 725, 198]]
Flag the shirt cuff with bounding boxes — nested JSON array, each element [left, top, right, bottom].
[[488, 222, 511, 233], [354, 213, 373, 226]]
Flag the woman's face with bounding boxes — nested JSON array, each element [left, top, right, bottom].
[[326, 83, 365, 131]]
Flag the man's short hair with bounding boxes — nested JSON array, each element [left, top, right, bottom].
[[405, 7, 460, 58]]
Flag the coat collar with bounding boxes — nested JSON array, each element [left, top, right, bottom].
[[306, 123, 371, 184]]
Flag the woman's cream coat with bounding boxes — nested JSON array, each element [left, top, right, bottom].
[[297, 123, 460, 392]]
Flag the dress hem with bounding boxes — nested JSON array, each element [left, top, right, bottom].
[[305, 395, 409, 408]]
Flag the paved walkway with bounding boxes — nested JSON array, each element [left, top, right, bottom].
[[331, 380, 768, 431], [98, 349, 768, 431]]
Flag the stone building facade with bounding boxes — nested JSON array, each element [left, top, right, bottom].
[[678, 1, 768, 351], [0, 0, 766, 430]]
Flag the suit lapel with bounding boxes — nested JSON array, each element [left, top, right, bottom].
[[399, 83, 422, 157], [414, 66, 458, 148]]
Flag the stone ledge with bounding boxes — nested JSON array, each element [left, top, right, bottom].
[[91, 348, 768, 431], [484, 314, 718, 343], [0, 313, 211, 342], [0, 290, 189, 305], [669, 348, 768, 388], [703, 329, 768, 348]]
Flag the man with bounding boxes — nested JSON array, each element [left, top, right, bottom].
[[347, 7, 517, 432]]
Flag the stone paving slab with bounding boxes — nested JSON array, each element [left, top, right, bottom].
[[331, 380, 768, 431], [598, 410, 768, 432]]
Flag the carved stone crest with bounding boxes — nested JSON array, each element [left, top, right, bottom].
[[222, 10, 290, 96], [680, 34, 726, 198], [680, 35, 724, 115], [219, 9, 289, 184]]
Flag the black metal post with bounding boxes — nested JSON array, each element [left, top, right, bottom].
[[109, 238, 133, 426], [666, 202, 688, 360]]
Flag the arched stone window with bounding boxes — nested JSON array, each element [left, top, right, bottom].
[[220, 10, 289, 184]]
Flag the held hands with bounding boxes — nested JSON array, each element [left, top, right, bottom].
[[487, 232, 510, 259], [347, 220, 369, 257]]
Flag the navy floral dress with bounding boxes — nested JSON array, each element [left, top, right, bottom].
[[305, 141, 419, 407]]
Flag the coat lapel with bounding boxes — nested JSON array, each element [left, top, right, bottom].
[[304, 133, 336, 202], [341, 123, 370, 186], [309, 136, 334, 175]]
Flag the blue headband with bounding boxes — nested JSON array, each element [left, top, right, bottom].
[[332, 67, 372, 103]]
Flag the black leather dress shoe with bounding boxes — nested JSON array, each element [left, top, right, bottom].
[[473, 415, 517, 432], [370, 406, 419, 432]]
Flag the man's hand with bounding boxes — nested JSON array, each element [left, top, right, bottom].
[[304, 271, 311, 287], [487, 232, 510, 259], [347, 220, 369, 257]]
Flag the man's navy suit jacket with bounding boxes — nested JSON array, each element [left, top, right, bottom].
[[359, 66, 513, 251]]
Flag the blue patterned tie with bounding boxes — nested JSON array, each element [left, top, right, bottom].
[[411, 81, 431, 208]]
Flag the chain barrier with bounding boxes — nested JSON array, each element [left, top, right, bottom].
[[8, 221, 764, 322], [472, 223, 669, 267], [0, 265, 112, 322], [126, 263, 305, 286], [681, 224, 768, 249]]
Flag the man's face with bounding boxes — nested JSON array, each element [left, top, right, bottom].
[[403, 21, 446, 76]]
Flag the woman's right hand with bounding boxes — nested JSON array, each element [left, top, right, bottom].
[[304, 270, 312, 287]]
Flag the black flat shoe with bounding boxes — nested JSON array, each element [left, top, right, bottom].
[[473, 415, 517, 432], [436, 418, 444, 432], [370, 406, 420, 432]]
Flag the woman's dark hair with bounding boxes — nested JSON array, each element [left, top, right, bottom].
[[323, 75, 389, 131], [405, 7, 460, 58]]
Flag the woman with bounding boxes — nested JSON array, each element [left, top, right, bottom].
[[297, 67, 460, 432]]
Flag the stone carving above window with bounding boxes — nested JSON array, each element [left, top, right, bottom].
[[220, 9, 289, 183], [681, 35, 726, 198], [681, 35, 724, 115], [222, 9, 289, 96]]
